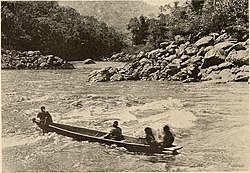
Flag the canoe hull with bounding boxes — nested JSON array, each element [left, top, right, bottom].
[[33, 120, 181, 154]]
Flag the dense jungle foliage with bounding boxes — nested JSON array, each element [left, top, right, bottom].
[[1, 1, 125, 61], [1, 0, 249, 61], [127, 0, 249, 53]]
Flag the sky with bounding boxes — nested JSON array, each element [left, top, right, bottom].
[[59, 0, 187, 7], [143, 0, 186, 6]]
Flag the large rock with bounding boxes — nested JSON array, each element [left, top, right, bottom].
[[164, 54, 177, 62], [203, 72, 222, 81], [226, 50, 249, 66], [174, 35, 186, 45], [87, 67, 117, 82], [83, 58, 95, 64], [180, 54, 190, 61], [148, 49, 161, 59], [215, 33, 229, 44], [137, 51, 145, 59], [240, 65, 249, 72], [201, 48, 226, 68], [234, 72, 249, 82], [219, 69, 235, 81], [195, 36, 213, 47], [140, 64, 157, 77], [159, 41, 171, 48], [166, 44, 177, 54], [218, 62, 234, 70], [110, 73, 124, 81], [185, 46, 199, 56], [214, 41, 235, 50], [1, 49, 74, 69], [226, 42, 247, 54]]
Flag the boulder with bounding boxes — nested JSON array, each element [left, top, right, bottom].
[[165, 54, 176, 62], [183, 78, 199, 83], [40, 62, 47, 67], [201, 48, 226, 68], [230, 67, 241, 74], [159, 41, 171, 48], [83, 59, 95, 64], [180, 60, 190, 67], [210, 65, 219, 71], [226, 50, 249, 66], [204, 72, 222, 81], [176, 44, 188, 57], [166, 44, 177, 54], [226, 42, 246, 54], [190, 56, 202, 63], [137, 51, 145, 59], [215, 33, 229, 44], [185, 46, 199, 56], [197, 46, 206, 56], [204, 46, 214, 53], [218, 62, 234, 70], [139, 58, 151, 65], [219, 69, 235, 81], [16, 62, 27, 69], [240, 65, 249, 72], [148, 49, 161, 59], [110, 73, 124, 81], [172, 58, 182, 65], [166, 63, 181, 75], [174, 35, 186, 45], [209, 33, 220, 40], [140, 65, 157, 77], [234, 72, 249, 82], [214, 41, 235, 50], [180, 54, 190, 61], [89, 73, 108, 82], [195, 36, 213, 47]]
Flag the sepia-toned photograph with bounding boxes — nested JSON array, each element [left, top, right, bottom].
[[1, 0, 249, 172]]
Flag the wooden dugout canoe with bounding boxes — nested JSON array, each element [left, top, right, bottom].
[[32, 119, 182, 154]]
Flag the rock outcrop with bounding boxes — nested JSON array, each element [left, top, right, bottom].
[[88, 33, 249, 83], [1, 49, 75, 69]]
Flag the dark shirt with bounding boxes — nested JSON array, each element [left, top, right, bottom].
[[37, 111, 53, 124], [105, 127, 124, 140], [163, 132, 174, 147], [145, 134, 156, 145]]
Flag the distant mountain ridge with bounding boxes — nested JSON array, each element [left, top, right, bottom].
[[58, 1, 159, 33]]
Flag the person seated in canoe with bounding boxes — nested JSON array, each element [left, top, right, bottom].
[[103, 121, 124, 141], [37, 106, 53, 125], [160, 125, 175, 148], [140, 127, 159, 149]]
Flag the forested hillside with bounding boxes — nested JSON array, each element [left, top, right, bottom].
[[125, 0, 249, 52], [1, 1, 125, 61], [58, 1, 159, 34]]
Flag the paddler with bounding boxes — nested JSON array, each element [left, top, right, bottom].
[[160, 125, 175, 148], [140, 127, 159, 149], [104, 121, 124, 141], [37, 106, 53, 125]]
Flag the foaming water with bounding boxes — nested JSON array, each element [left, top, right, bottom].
[[1, 62, 249, 172]]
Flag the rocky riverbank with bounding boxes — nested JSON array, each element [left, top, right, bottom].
[[88, 33, 249, 83], [1, 49, 75, 69]]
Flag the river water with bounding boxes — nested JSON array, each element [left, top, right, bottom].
[[1, 62, 249, 172]]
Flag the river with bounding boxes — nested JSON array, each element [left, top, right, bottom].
[[1, 61, 249, 172]]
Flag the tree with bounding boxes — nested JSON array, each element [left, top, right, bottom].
[[1, 1, 126, 60], [127, 15, 150, 45]]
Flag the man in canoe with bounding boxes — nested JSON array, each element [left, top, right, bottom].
[[104, 121, 124, 141], [161, 125, 175, 147], [140, 127, 159, 150], [37, 106, 53, 125], [141, 126, 175, 151]]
